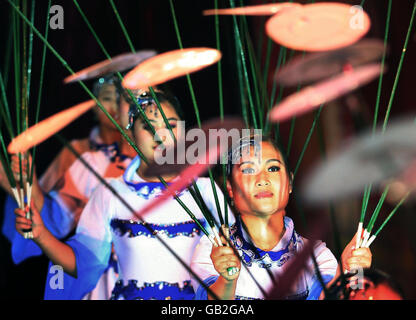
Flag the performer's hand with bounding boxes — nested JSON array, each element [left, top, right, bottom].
[[11, 154, 29, 186], [15, 200, 45, 240], [341, 232, 372, 272], [210, 236, 241, 281]]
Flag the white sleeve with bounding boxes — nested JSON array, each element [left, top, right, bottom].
[[305, 239, 338, 291], [67, 152, 105, 200], [74, 181, 114, 267], [190, 234, 219, 292], [310, 240, 338, 276]]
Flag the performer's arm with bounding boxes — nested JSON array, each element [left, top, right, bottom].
[[14, 202, 77, 277], [207, 239, 241, 300]]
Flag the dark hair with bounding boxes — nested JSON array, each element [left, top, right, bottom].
[[123, 89, 183, 130], [93, 73, 123, 96], [226, 134, 293, 184]]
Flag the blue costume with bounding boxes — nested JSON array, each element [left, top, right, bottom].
[[191, 216, 338, 300], [44, 155, 233, 300]]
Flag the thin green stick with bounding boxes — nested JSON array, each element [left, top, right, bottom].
[[207, 169, 225, 226], [372, 0, 391, 133], [356, 0, 393, 244], [262, 38, 273, 93], [270, 49, 296, 106], [308, 99, 347, 295], [214, 0, 229, 227], [148, 87, 176, 143], [13, 0, 21, 136], [286, 52, 306, 156], [106, 1, 162, 138], [108, 0, 136, 53], [293, 105, 323, 177], [23, 0, 35, 182], [240, 14, 264, 128], [360, 184, 372, 223], [22, 0, 29, 132], [25, 0, 35, 114], [229, 0, 258, 129], [71, 0, 160, 138], [168, 0, 225, 224], [72, 0, 111, 59], [382, 0, 416, 133], [0, 72, 15, 138], [366, 185, 390, 234], [214, 0, 224, 120], [0, 149, 15, 189], [0, 131, 16, 188], [234, 24, 249, 127], [222, 159, 229, 227], [286, 117, 296, 156], [148, 89, 223, 225], [269, 46, 287, 107], [29, 0, 51, 185], [168, 0, 201, 128], [264, 46, 285, 135], [7, 0, 144, 160], [3, 7, 14, 91], [190, 181, 218, 228], [373, 192, 409, 238]]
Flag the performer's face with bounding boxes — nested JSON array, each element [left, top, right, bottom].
[[94, 83, 119, 129], [133, 101, 180, 162], [228, 141, 292, 217]]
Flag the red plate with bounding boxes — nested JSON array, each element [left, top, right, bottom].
[[122, 48, 221, 90], [64, 50, 157, 84], [270, 63, 383, 123], [203, 3, 301, 16], [266, 2, 371, 52], [8, 100, 96, 154]]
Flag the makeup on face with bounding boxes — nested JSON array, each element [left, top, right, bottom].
[[231, 141, 291, 216]]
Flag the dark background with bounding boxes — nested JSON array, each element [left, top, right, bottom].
[[0, 0, 415, 299]]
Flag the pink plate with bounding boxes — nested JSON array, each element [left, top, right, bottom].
[[270, 63, 383, 123], [8, 100, 96, 154], [203, 3, 301, 16], [266, 2, 371, 52], [122, 48, 221, 90], [64, 50, 156, 84]]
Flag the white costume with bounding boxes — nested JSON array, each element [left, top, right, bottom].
[[191, 216, 338, 300], [45, 155, 233, 300]]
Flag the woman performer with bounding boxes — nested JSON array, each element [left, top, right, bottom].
[[14, 90, 232, 300], [1, 74, 122, 245], [191, 136, 372, 300], [3, 74, 135, 300]]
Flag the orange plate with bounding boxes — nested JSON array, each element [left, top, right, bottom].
[[122, 48, 221, 90], [64, 50, 157, 84], [8, 100, 96, 154], [270, 63, 382, 123], [203, 3, 301, 16], [266, 2, 371, 52]]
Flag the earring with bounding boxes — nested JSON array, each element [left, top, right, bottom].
[[230, 198, 234, 207]]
